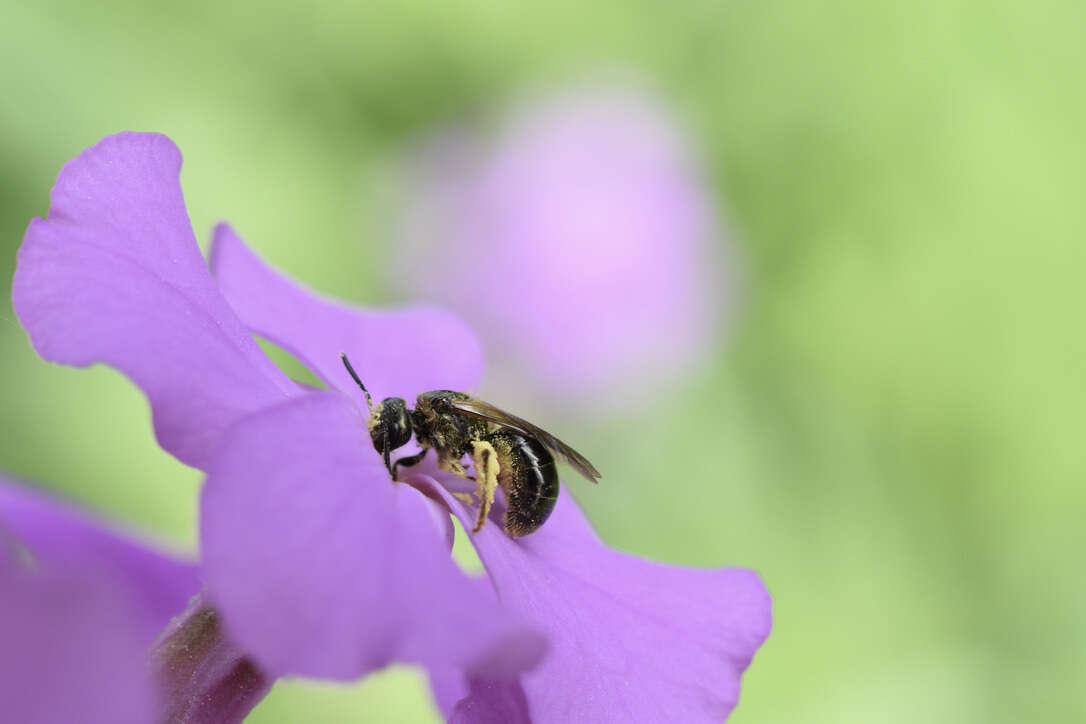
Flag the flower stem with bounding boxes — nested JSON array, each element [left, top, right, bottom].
[[151, 592, 272, 724]]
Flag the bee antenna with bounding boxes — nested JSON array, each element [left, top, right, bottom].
[[340, 353, 374, 412]]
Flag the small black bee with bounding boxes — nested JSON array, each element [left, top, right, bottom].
[[341, 354, 600, 537]]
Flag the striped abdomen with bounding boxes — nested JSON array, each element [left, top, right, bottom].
[[491, 432, 559, 537]]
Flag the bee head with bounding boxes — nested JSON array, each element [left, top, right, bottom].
[[369, 397, 413, 454]]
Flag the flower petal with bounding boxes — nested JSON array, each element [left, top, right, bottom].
[[427, 663, 469, 718], [200, 390, 545, 681], [408, 475, 772, 723], [209, 223, 483, 401], [0, 475, 203, 724], [449, 679, 531, 724], [0, 563, 156, 724], [0, 476, 199, 644], [12, 133, 296, 469]]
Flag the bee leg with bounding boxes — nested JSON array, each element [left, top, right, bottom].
[[438, 455, 467, 478], [391, 449, 428, 480], [469, 440, 500, 533], [436, 455, 477, 492]]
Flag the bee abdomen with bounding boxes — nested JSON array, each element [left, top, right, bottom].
[[491, 432, 559, 537]]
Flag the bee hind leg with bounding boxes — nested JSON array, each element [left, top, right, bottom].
[[469, 440, 500, 533]]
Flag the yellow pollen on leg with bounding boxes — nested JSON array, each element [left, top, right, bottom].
[[470, 440, 500, 533]]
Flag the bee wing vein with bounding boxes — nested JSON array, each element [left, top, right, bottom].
[[446, 398, 601, 483]]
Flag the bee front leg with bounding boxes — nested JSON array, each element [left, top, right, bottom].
[[470, 440, 500, 533], [391, 449, 429, 481]]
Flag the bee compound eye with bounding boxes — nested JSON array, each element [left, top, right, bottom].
[[389, 415, 412, 449], [378, 398, 412, 450]]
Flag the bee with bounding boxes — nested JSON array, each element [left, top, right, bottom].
[[341, 354, 600, 537]]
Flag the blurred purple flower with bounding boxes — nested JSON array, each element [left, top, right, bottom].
[[0, 477, 199, 724], [14, 133, 770, 721], [396, 82, 731, 405]]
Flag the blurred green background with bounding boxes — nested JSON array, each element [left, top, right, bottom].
[[2, 0, 1084, 721]]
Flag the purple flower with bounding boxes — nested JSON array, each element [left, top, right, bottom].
[[14, 132, 771, 721], [395, 82, 731, 406], [414, 479, 772, 722], [0, 477, 199, 723]]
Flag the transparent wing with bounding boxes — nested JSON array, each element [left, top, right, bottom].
[[447, 397, 601, 483]]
